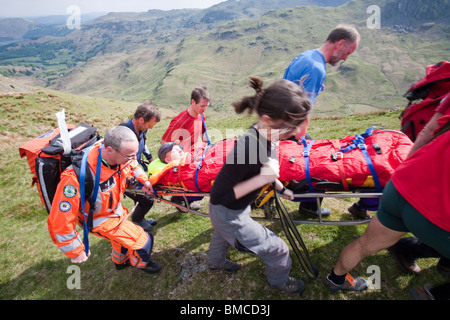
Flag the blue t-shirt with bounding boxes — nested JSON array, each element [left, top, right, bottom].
[[283, 49, 326, 104]]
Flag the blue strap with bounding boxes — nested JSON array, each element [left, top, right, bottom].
[[340, 126, 378, 153], [339, 127, 382, 191], [356, 140, 382, 191], [80, 144, 102, 254], [194, 145, 211, 192], [201, 114, 210, 145], [193, 116, 211, 192], [301, 136, 316, 192]]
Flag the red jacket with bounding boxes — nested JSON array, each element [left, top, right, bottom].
[[392, 117, 450, 232]]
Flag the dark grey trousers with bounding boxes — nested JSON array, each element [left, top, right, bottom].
[[208, 202, 291, 287]]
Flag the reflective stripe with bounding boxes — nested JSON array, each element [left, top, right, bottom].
[[112, 248, 128, 263], [133, 167, 145, 177], [92, 205, 124, 228], [130, 255, 146, 268], [56, 231, 78, 243], [59, 236, 82, 253], [37, 161, 52, 210]]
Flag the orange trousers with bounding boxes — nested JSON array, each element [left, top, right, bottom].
[[91, 213, 152, 269]]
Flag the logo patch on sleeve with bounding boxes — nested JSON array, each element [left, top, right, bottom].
[[59, 201, 71, 212], [63, 185, 77, 198]]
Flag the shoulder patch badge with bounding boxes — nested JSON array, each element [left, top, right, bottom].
[[63, 185, 77, 198], [59, 201, 71, 212]]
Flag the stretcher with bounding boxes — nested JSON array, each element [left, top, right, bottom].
[[132, 127, 411, 226], [128, 186, 381, 279], [129, 186, 380, 226]]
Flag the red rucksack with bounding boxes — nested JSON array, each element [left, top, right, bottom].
[[19, 124, 101, 213], [400, 60, 450, 141]]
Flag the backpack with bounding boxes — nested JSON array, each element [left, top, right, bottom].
[[400, 60, 450, 141], [19, 123, 101, 213]]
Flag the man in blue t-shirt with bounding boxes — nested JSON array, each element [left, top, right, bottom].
[[284, 24, 360, 106], [283, 24, 360, 218], [283, 49, 327, 104]]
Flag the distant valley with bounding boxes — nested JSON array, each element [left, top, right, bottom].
[[0, 0, 449, 116]]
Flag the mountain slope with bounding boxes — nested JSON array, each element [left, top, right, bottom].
[[50, 0, 450, 115], [0, 0, 449, 116]]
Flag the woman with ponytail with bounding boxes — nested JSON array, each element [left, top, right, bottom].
[[208, 76, 311, 294]]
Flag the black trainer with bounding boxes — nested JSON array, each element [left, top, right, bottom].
[[142, 260, 162, 274], [299, 206, 331, 218], [325, 273, 368, 292]]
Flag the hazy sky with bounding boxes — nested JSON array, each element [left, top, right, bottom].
[[0, 0, 227, 18]]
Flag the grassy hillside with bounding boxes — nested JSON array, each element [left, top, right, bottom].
[[1, 0, 449, 117], [0, 76, 447, 303], [54, 1, 450, 114]]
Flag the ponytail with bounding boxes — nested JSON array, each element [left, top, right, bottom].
[[233, 76, 264, 115], [232, 76, 312, 127]]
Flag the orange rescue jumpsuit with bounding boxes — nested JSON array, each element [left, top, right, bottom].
[[47, 142, 153, 268]]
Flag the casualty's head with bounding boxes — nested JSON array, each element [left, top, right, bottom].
[[133, 101, 161, 132], [103, 126, 139, 166], [158, 140, 184, 163]]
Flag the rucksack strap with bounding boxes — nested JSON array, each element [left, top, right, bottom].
[[301, 136, 316, 192], [194, 143, 215, 192], [80, 144, 102, 254], [201, 114, 211, 145], [340, 127, 382, 191]]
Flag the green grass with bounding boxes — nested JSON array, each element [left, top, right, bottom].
[[0, 87, 447, 302]]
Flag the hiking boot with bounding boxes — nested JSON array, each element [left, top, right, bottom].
[[210, 259, 241, 273], [189, 201, 201, 211], [410, 285, 435, 300], [141, 260, 162, 274], [387, 245, 421, 275], [133, 218, 157, 232], [272, 277, 305, 294], [114, 260, 131, 271], [299, 206, 331, 218], [348, 203, 372, 219], [171, 196, 188, 212], [325, 273, 368, 292]]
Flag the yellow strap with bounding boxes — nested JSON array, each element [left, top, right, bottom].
[[254, 184, 273, 208]]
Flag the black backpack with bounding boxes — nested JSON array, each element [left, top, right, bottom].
[[20, 123, 101, 213]]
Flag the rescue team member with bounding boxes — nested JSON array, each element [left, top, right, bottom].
[[121, 101, 161, 231], [160, 86, 210, 152], [160, 87, 210, 211], [283, 24, 360, 219], [208, 76, 311, 294], [325, 114, 450, 293], [47, 126, 161, 273]]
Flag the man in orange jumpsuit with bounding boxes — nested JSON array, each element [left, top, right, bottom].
[[47, 126, 161, 273]]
